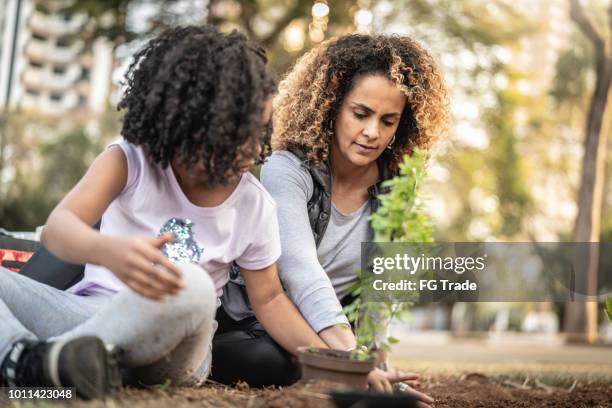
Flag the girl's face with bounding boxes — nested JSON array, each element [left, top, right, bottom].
[[235, 98, 273, 173], [174, 98, 273, 185], [332, 74, 406, 168]]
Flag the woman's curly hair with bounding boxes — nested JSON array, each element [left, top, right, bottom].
[[119, 25, 275, 185], [273, 34, 449, 175]]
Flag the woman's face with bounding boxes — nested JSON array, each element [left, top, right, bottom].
[[332, 74, 406, 168]]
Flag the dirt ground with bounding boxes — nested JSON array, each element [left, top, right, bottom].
[[3, 375, 611, 408], [4, 338, 611, 407]]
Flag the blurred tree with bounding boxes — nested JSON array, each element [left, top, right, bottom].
[[63, 0, 358, 77], [484, 90, 533, 237], [208, 0, 356, 76], [0, 121, 101, 231], [390, 0, 534, 47], [384, 0, 536, 241], [0, 113, 44, 230], [550, 33, 594, 125], [208, 0, 314, 47], [39, 129, 102, 203], [562, 0, 612, 343]]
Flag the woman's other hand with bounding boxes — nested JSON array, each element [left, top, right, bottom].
[[366, 368, 433, 408], [385, 364, 421, 388]]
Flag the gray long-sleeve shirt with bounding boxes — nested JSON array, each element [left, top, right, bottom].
[[258, 151, 372, 333]]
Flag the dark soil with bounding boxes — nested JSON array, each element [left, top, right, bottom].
[[428, 374, 611, 407], [4, 375, 611, 407]]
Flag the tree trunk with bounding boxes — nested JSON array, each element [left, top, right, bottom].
[[564, 46, 612, 342]]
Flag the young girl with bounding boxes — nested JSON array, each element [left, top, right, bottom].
[[0, 25, 325, 398]]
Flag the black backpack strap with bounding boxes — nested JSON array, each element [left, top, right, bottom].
[[286, 146, 331, 246]]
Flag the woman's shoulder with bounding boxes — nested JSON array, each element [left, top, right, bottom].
[[266, 150, 303, 167], [262, 150, 311, 179], [261, 150, 314, 195]]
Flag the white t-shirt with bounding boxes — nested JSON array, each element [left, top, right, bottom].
[[67, 140, 281, 298]]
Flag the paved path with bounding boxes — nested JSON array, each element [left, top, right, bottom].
[[389, 331, 612, 380], [391, 331, 612, 365]]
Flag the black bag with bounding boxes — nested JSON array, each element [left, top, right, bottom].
[[0, 233, 82, 290], [17, 221, 101, 290], [19, 246, 86, 290]]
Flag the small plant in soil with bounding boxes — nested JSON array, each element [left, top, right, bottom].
[[298, 151, 434, 387], [347, 150, 434, 360]]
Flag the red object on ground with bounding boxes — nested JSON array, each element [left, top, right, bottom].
[[0, 248, 34, 272], [0, 235, 40, 272]]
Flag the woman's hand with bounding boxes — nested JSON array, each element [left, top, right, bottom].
[[366, 367, 394, 393], [99, 233, 184, 300], [366, 368, 433, 408], [387, 368, 433, 408], [385, 364, 421, 388]]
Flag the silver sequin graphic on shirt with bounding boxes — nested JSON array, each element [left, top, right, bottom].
[[159, 218, 204, 263]]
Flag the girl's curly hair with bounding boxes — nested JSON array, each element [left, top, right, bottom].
[[273, 34, 449, 175], [119, 25, 275, 185]]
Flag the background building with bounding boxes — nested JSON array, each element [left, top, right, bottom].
[[0, 0, 114, 116]]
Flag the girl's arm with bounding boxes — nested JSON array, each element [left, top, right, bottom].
[[41, 146, 183, 300], [241, 263, 327, 354], [42, 146, 127, 263]]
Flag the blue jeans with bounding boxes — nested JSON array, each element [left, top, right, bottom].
[[0, 263, 217, 386]]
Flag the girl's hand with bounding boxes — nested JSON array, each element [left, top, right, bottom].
[[366, 368, 433, 408], [99, 233, 184, 300]]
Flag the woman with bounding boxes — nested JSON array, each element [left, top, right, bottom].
[[214, 33, 447, 401]]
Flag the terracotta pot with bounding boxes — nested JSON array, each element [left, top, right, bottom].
[[297, 347, 376, 389]]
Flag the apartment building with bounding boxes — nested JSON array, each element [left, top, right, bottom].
[[0, 0, 114, 116]]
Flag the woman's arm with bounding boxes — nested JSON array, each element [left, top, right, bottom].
[[242, 263, 327, 354], [260, 152, 355, 349], [319, 325, 356, 350], [41, 146, 183, 300]]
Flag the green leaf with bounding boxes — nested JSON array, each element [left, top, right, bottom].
[[350, 149, 434, 352]]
